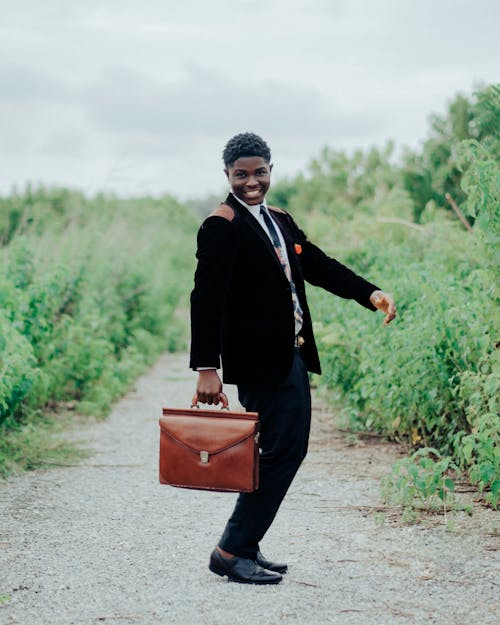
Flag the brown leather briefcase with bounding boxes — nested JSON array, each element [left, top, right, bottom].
[[159, 393, 259, 493]]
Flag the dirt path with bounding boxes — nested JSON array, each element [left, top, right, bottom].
[[0, 352, 498, 625]]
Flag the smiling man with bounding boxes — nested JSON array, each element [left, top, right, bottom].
[[190, 132, 396, 585]]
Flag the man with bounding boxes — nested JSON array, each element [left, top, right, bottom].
[[190, 132, 396, 584]]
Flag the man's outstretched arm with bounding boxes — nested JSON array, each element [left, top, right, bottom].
[[288, 216, 397, 323]]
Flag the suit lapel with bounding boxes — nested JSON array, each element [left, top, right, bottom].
[[270, 210, 303, 281], [225, 194, 286, 277]]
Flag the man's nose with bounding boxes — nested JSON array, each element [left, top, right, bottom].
[[246, 175, 258, 187]]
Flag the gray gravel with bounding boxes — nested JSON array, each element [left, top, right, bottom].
[[1, 352, 498, 625]]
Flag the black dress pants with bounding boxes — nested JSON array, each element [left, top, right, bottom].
[[218, 349, 311, 559]]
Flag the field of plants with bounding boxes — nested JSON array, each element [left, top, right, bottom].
[[1, 84, 498, 511], [0, 189, 197, 475], [269, 84, 499, 510]]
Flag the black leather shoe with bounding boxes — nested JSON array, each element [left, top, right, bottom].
[[209, 549, 282, 584], [255, 550, 288, 574]]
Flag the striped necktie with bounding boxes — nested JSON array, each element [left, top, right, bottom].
[[260, 206, 303, 334]]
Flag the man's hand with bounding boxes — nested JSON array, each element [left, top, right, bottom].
[[196, 370, 223, 405], [370, 290, 397, 325]]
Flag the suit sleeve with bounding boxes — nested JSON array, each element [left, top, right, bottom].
[[290, 217, 379, 310], [189, 216, 237, 370]]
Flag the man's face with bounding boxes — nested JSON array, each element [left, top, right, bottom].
[[225, 156, 272, 205]]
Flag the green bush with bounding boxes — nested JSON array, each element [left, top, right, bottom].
[[0, 312, 37, 421], [0, 190, 197, 460], [381, 448, 467, 522], [270, 84, 499, 508]]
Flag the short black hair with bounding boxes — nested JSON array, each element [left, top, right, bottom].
[[223, 132, 271, 167]]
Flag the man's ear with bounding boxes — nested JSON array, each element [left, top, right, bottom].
[[269, 163, 273, 173], [224, 167, 229, 179]]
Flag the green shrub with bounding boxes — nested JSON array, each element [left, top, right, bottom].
[[0, 190, 197, 445], [272, 83, 499, 508]]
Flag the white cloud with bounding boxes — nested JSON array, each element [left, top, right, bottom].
[[0, 0, 498, 198]]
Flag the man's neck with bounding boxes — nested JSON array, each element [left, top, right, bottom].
[[230, 191, 267, 211]]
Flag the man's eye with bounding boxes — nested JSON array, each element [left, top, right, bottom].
[[235, 172, 246, 178]]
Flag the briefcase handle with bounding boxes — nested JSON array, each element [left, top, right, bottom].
[[191, 392, 230, 410]]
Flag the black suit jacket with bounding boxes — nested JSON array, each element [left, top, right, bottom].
[[190, 193, 379, 388]]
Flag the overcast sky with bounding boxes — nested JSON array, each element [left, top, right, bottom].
[[1, 0, 498, 200]]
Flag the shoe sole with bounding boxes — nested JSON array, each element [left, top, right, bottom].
[[260, 565, 288, 574], [208, 562, 282, 585]]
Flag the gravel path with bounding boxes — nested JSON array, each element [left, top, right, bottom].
[[1, 352, 498, 625]]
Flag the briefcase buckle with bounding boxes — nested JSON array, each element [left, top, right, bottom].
[[200, 451, 209, 464]]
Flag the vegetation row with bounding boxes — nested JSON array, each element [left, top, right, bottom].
[[269, 84, 499, 510], [0, 191, 197, 475]]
